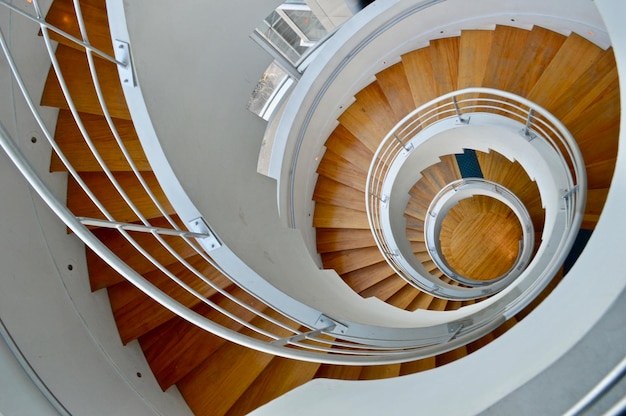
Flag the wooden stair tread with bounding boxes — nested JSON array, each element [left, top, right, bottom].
[[359, 275, 407, 301], [402, 46, 437, 107], [316, 149, 368, 191], [375, 61, 417, 119], [87, 216, 198, 290], [225, 357, 321, 416], [341, 261, 396, 293], [359, 363, 402, 380], [457, 30, 494, 89], [313, 203, 370, 229], [430, 36, 460, 96], [527, 32, 604, 111], [108, 255, 231, 343], [400, 357, 437, 376], [140, 286, 269, 390], [44, 0, 113, 56], [338, 81, 397, 153], [503, 26, 566, 96], [324, 124, 374, 171], [316, 228, 376, 253], [315, 364, 362, 380], [41, 44, 130, 119], [552, 48, 618, 123], [67, 171, 175, 223], [482, 25, 531, 90], [582, 188, 610, 229], [313, 176, 366, 212], [321, 246, 385, 275], [436, 346, 468, 366], [50, 110, 149, 172], [176, 310, 296, 416], [386, 284, 421, 309], [408, 292, 434, 311]]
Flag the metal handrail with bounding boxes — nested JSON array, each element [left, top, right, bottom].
[[366, 88, 586, 303]]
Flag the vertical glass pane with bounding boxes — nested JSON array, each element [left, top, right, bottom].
[[283, 9, 327, 42]]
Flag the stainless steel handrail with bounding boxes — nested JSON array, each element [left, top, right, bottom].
[[366, 88, 586, 303]]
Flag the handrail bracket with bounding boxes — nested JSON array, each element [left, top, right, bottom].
[[114, 40, 136, 88]]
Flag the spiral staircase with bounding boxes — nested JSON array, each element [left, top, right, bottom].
[[0, 0, 624, 415]]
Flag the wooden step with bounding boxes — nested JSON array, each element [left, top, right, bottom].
[[225, 357, 321, 416], [139, 286, 269, 390], [108, 255, 231, 344], [359, 363, 402, 380], [386, 284, 421, 309], [314, 364, 362, 380], [50, 110, 149, 172], [482, 25, 531, 90], [359, 275, 407, 301], [41, 44, 130, 119], [321, 246, 385, 275], [67, 171, 175, 223], [87, 216, 198, 291], [408, 292, 434, 311], [176, 310, 297, 416], [527, 33, 603, 111], [399, 357, 436, 376], [458, 30, 493, 89], [430, 36, 460, 97], [551, 48, 617, 123], [503, 26, 566, 96], [316, 149, 368, 191], [582, 188, 610, 229], [324, 124, 374, 171], [313, 176, 366, 212], [375, 61, 416, 119], [402, 46, 437, 107], [435, 346, 468, 366], [338, 81, 397, 153], [341, 261, 396, 293], [313, 203, 370, 229], [44, 0, 113, 56], [567, 78, 620, 163], [316, 228, 376, 253]]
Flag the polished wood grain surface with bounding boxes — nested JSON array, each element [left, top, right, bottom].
[[441, 196, 522, 281]]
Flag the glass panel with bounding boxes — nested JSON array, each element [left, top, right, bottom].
[[282, 9, 327, 42], [247, 61, 290, 119]]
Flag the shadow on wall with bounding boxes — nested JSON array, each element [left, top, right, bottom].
[[345, 0, 376, 14]]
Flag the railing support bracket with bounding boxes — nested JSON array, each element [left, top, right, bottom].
[[188, 217, 221, 251], [114, 40, 135, 87], [315, 314, 347, 334]]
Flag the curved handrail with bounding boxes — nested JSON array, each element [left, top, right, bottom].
[[366, 88, 586, 302], [424, 179, 535, 288]]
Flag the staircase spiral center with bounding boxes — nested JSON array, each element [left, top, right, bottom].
[[440, 195, 523, 281]]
